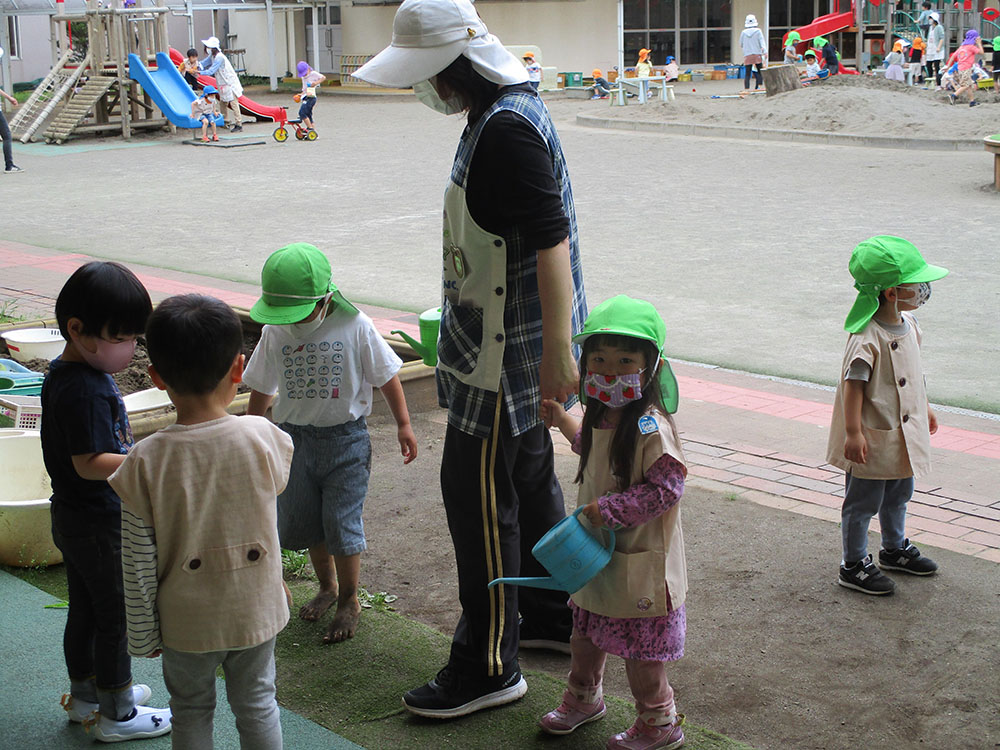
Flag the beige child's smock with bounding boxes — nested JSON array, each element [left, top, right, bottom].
[[571, 408, 688, 619], [110, 415, 294, 655], [826, 312, 931, 480]]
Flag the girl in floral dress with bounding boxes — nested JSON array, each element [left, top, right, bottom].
[[539, 295, 688, 750]]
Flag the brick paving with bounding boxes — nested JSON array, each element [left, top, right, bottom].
[[2, 241, 998, 564]]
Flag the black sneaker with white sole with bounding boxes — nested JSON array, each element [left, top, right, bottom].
[[519, 618, 572, 655], [878, 540, 938, 575], [838, 554, 896, 595], [402, 665, 527, 718]]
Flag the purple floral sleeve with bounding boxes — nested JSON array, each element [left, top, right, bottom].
[[597, 454, 685, 530]]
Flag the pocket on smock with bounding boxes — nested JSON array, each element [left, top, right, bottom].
[[437, 303, 483, 376]]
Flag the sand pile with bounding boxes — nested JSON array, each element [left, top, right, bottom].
[[593, 74, 1000, 140]]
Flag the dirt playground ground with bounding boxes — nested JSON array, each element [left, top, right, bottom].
[[351, 393, 1000, 750], [589, 74, 1000, 139]]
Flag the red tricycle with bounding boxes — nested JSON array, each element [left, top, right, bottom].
[[272, 96, 318, 142]]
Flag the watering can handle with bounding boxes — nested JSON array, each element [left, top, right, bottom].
[[572, 506, 615, 554]]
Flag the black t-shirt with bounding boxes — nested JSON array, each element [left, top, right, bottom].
[[40, 358, 132, 518], [993, 50, 1000, 69], [465, 84, 570, 255]]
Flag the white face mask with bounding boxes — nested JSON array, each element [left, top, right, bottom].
[[896, 282, 932, 312], [289, 294, 331, 337], [413, 79, 464, 116]]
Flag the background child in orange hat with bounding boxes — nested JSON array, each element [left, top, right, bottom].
[[522, 52, 542, 90], [588, 68, 612, 99]]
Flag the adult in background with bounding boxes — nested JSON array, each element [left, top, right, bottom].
[[925, 12, 946, 85], [353, 0, 587, 720], [740, 15, 767, 90], [0, 47, 22, 174], [199, 37, 244, 132], [945, 29, 984, 106]]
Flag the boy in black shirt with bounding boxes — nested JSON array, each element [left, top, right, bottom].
[[42, 262, 171, 742]]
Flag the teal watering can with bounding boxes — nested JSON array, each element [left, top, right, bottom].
[[488, 507, 615, 593], [392, 307, 441, 367]]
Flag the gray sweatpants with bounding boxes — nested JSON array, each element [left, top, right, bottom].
[[161, 637, 281, 750]]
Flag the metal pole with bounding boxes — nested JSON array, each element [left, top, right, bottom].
[[855, 0, 864, 71], [0, 10, 11, 114], [617, 0, 624, 78], [186, 0, 194, 49], [311, 3, 320, 74], [265, 0, 277, 91]]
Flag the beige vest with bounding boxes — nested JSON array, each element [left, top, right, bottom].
[[570, 410, 688, 618], [437, 181, 508, 391], [826, 312, 931, 479]]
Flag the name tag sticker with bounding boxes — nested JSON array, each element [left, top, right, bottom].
[[638, 416, 658, 435]]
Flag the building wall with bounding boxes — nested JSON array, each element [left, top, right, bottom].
[[342, 0, 617, 78], [4, 15, 52, 83]]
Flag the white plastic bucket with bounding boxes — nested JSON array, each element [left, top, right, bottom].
[[0, 429, 61, 566], [1, 328, 66, 362]]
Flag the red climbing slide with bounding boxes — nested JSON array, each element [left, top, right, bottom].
[[168, 48, 288, 123]]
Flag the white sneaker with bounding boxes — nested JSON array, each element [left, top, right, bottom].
[[86, 704, 172, 743], [61, 684, 153, 723]]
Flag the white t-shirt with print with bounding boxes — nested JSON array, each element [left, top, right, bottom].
[[243, 306, 402, 427]]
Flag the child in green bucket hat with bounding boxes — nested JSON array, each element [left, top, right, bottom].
[[539, 295, 688, 749], [826, 236, 948, 596], [243, 242, 418, 643]]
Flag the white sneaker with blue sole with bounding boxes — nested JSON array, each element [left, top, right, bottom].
[[61, 684, 153, 723]]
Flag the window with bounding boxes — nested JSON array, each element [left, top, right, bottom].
[[625, 0, 729, 65], [7, 16, 20, 59]]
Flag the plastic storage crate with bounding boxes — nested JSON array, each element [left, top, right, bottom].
[[0, 395, 42, 430], [559, 71, 583, 87]]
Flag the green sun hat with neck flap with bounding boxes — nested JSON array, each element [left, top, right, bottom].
[[572, 295, 679, 414], [844, 235, 948, 333], [251, 242, 359, 325], [813, 36, 828, 48]]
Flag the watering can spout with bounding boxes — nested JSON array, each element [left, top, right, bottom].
[[487, 576, 561, 590], [391, 330, 430, 360]]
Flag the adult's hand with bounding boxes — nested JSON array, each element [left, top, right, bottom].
[[540, 344, 578, 402]]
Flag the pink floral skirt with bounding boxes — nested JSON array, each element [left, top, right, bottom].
[[570, 601, 685, 662]]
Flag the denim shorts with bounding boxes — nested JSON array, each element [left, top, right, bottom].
[[298, 96, 317, 121], [278, 418, 371, 556]]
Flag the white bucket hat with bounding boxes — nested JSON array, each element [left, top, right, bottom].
[[745, 14, 758, 28], [353, 0, 527, 88], [201, 36, 221, 50]]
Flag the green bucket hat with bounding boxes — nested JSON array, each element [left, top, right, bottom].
[[813, 36, 827, 48], [993, 35, 1000, 50], [250, 242, 359, 325], [786, 31, 801, 45], [844, 236, 948, 333], [572, 295, 679, 414]]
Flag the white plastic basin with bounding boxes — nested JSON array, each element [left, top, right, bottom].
[[123, 387, 172, 414], [1, 328, 66, 363], [0, 429, 62, 566]]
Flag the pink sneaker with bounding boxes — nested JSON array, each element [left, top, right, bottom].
[[539, 690, 606, 735], [606, 713, 685, 750]]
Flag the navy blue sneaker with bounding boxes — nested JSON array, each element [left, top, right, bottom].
[[879, 540, 938, 576]]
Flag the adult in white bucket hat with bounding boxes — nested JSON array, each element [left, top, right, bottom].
[[355, 0, 588, 720], [199, 36, 244, 131], [0, 46, 23, 173]]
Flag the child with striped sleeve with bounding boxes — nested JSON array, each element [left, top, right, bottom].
[[110, 294, 294, 748]]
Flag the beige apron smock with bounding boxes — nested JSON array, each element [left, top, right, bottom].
[[826, 312, 931, 480], [571, 409, 687, 619], [438, 179, 509, 391]]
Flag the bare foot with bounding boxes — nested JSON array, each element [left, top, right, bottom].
[[322, 600, 361, 644], [299, 589, 337, 621]]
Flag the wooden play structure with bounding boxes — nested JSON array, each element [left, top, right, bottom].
[[9, 0, 172, 144]]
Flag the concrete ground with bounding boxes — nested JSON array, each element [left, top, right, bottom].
[[1, 88, 998, 413], [2, 86, 999, 748]]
